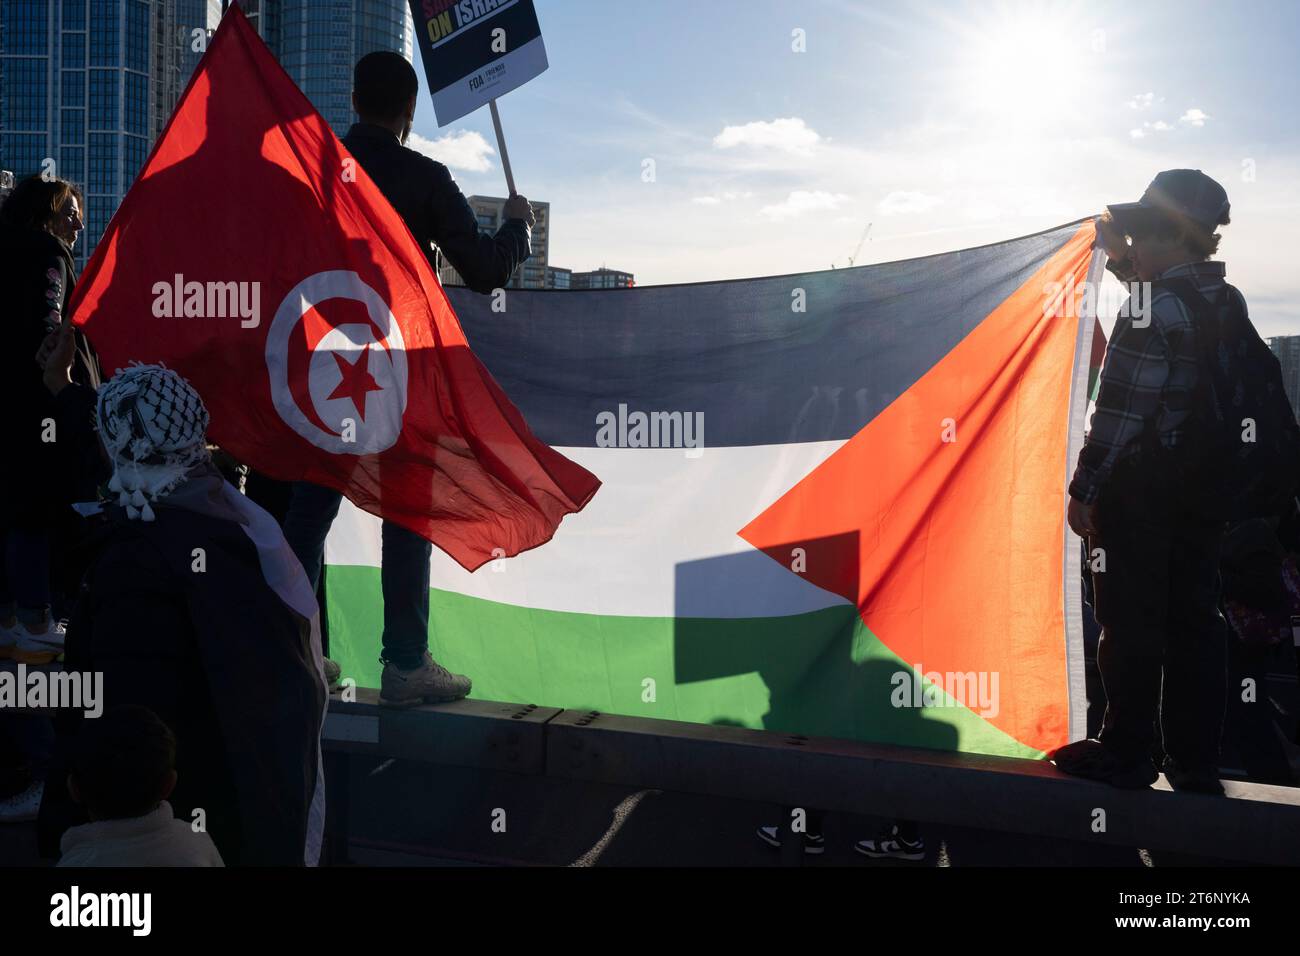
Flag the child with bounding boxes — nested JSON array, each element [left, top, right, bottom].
[[57, 706, 223, 867], [1057, 170, 1244, 792]]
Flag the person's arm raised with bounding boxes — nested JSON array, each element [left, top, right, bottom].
[[427, 161, 532, 295], [1095, 214, 1138, 284]]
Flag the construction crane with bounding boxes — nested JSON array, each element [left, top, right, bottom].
[[847, 222, 873, 267]]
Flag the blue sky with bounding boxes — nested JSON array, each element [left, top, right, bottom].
[[407, 0, 1300, 336]]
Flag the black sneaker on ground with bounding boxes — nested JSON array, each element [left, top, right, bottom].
[[755, 825, 824, 854], [855, 824, 925, 861], [1162, 757, 1225, 795], [1051, 739, 1158, 789]]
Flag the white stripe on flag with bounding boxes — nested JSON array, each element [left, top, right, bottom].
[[325, 441, 850, 619]]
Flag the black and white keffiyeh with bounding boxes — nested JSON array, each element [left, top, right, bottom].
[[96, 364, 211, 522]]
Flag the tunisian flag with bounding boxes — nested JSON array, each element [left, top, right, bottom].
[[69, 5, 599, 571]]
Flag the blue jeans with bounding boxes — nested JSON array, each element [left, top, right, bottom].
[[281, 482, 432, 670], [0, 528, 52, 627]]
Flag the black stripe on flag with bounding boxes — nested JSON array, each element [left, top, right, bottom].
[[452, 223, 1082, 449]]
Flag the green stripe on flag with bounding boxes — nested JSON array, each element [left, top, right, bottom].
[[324, 566, 1042, 759]]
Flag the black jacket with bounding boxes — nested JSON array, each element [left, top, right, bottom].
[[39, 500, 325, 866], [342, 122, 531, 294], [0, 223, 102, 526]]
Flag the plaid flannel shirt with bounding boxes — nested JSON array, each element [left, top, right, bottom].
[[1069, 258, 1232, 505]]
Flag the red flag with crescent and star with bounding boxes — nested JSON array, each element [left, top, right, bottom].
[[68, 4, 599, 571]]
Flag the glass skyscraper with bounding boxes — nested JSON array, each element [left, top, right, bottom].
[[154, 2, 223, 143], [277, 0, 413, 138], [1, 0, 155, 267], [0, 0, 412, 267]]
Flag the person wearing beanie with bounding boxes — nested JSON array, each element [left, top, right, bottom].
[[1056, 170, 1240, 794]]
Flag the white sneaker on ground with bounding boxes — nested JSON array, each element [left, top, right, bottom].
[[0, 617, 18, 659], [855, 824, 925, 861], [11, 620, 66, 665], [0, 780, 44, 824], [756, 825, 825, 854]]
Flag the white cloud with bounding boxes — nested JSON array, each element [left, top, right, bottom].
[[1131, 120, 1174, 139], [691, 190, 753, 206], [759, 190, 849, 221], [713, 118, 821, 155], [1180, 108, 1211, 127], [878, 190, 942, 216], [1127, 92, 1161, 110], [406, 130, 495, 172]]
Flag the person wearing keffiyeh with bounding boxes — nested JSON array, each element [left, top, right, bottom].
[[34, 358, 328, 865]]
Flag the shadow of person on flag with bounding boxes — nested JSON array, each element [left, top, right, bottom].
[[676, 533, 959, 750], [674, 536, 958, 861]]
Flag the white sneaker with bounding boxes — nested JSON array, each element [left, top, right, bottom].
[[854, 824, 925, 861], [0, 779, 44, 824], [0, 617, 18, 659], [12, 620, 66, 665], [756, 825, 825, 854]]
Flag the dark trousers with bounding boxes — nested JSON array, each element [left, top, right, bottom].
[[1089, 468, 1228, 770], [281, 481, 431, 669], [0, 527, 52, 623]]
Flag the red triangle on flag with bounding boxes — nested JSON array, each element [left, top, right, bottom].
[[69, 5, 599, 571], [739, 224, 1096, 754]]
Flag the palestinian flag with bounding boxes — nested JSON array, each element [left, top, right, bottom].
[[326, 220, 1106, 759]]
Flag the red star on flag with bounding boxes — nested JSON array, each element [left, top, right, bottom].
[[327, 347, 383, 421]]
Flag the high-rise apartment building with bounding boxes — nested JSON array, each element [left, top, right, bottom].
[[0, 0, 412, 266], [438, 194, 550, 290], [277, 0, 413, 138], [153, 1, 221, 140], [1269, 335, 1300, 423], [1, 0, 156, 266], [571, 268, 635, 290]]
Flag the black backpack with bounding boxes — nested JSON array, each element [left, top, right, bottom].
[[1154, 277, 1300, 521]]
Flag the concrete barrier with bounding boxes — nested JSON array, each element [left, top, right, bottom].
[[323, 688, 558, 773], [324, 691, 1300, 865]]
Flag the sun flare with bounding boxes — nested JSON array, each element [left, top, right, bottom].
[[956, 4, 1092, 126]]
